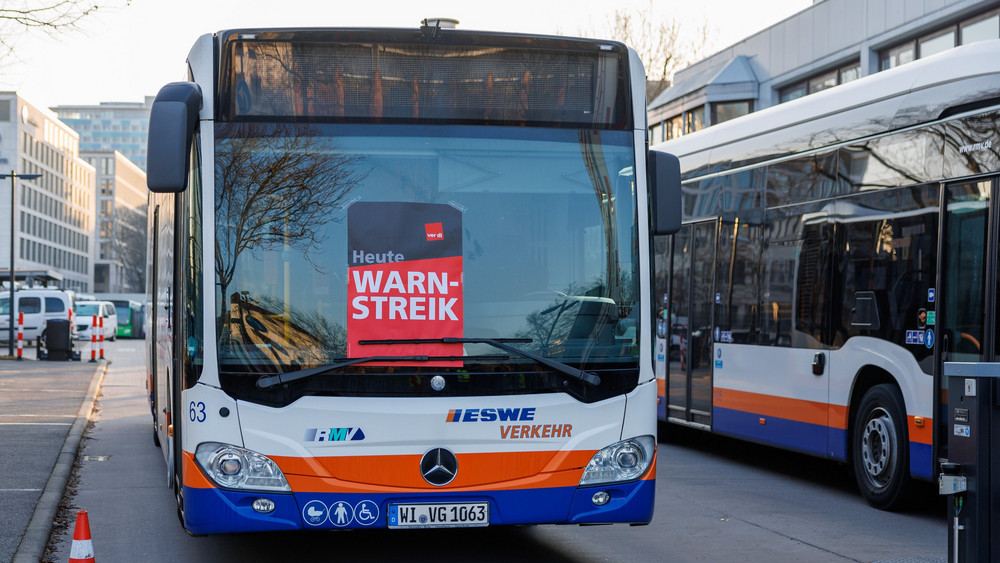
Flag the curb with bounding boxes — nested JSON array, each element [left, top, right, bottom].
[[12, 360, 108, 563]]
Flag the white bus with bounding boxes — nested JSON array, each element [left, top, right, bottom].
[[654, 39, 1000, 510], [146, 23, 680, 534]]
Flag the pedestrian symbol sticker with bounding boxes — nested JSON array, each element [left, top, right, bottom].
[[354, 500, 379, 526], [302, 500, 329, 526], [331, 501, 353, 527]]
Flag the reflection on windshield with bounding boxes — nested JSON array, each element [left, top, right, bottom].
[[215, 124, 639, 375]]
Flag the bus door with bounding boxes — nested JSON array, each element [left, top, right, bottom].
[[716, 206, 832, 454], [936, 177, 997, 461], [666, 220, 716, 428], [150, 198, 177, 482]]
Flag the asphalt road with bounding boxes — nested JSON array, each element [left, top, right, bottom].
[[0, 341, 103, 563], [38, 340, 947, 562]]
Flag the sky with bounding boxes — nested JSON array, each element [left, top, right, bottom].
[[0, 0, 811, 111]]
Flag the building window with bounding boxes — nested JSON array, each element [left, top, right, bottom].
[[880, 10, 1000, 71], [919, 29, 956, 58], [779, 83, 807, 103], [880, 42, 915, 70], [685, 106, 705, 134], [807, 70, 838, 94], [839, 64, 861, 84], [649, 123, 664, 145], [779, 60, 861, 103], [962, 13, 1000, 44], [711, 100, 753, 125], [665, 115, 683, 140]]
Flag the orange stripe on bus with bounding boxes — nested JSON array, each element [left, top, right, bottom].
[[182, 451, 214, 489], [714, 388, 831, 428], [715, 387, 933, 445], [274, 449, 596, 489], [183, 447, 654, 493], [909, 416, 933, 445]]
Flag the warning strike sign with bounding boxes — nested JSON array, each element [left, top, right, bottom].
[[347, 202, 463, 365]]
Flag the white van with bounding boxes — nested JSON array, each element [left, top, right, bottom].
[[75, 300, 119, 342], [0, 288, 77, 346]]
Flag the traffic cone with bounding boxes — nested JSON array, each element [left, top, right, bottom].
[[68, 509, 95, 563]]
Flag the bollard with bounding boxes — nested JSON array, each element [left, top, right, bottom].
[[89, 314, 97, 363], [16, 311, 23, 361], [98, 316, 105, 360]]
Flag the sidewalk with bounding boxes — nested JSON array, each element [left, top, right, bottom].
[[46, 343, 185, 561]]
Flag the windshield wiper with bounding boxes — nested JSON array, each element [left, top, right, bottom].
[[254, 354, 505, 390], [358, 337, 601, 386]]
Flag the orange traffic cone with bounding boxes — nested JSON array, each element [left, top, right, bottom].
[[68, 510, 95, 563]]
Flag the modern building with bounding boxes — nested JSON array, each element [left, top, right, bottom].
[[81, 151, 146, 293], [648, 0, 1000, 143], [51, 98, 153, 171], [0, 93, 96, 293]]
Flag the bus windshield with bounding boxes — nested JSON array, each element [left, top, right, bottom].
[[214, 123, 640, 402]]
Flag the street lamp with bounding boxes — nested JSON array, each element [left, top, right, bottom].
[[2, 171, 41, 357]]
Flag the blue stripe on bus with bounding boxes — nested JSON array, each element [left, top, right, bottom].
[[713, 406, 829, 457], [715, 406, 934, 480], [910, 442, 933, 479], [182, 480, 654, 534]]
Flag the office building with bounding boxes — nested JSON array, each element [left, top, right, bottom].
[[0, 93, 96, 293], [648, 0, 1000, 143], [52, 98, 152, 172], [82, 151, 146, 293]]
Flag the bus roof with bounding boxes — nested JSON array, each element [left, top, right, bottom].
[[654, 39, 1000, 180]]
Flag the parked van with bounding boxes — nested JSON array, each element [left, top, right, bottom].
[[0, 288, 77, 346], [75, 300, 118, 342]]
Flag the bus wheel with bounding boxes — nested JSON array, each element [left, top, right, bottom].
[[152, 422, 161, 448], [851, 384, 912, 510]]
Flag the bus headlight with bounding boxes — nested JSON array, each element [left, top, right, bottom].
[[194, 442, 291, 492], [578, 435, 655, 486]]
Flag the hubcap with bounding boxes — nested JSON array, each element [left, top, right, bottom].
[[861, 407, 896, 487]]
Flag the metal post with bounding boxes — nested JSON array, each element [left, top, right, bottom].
[[7, 172, 13, 357], [2, 171, 41, 357]]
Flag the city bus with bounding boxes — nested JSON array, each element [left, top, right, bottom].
[[110, 299, 143, 339], [653, 39, 1000, 510], [145, 23, 680, 534]]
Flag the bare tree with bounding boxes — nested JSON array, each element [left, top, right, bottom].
[[584, 2, 714, 101], [0, 1, 119, 57], [214, 123, 367, 323]]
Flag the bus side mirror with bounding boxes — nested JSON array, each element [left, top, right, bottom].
[[650, 150, 681, 235], [147, 82, 203, 193]]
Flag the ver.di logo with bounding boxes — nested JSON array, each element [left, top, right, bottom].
[[425, 222, 444, 241]]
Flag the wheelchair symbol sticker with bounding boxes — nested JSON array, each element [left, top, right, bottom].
[[354, 500, 379, 526]]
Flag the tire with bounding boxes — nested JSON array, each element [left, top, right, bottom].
[[851, 384, 912, 510]]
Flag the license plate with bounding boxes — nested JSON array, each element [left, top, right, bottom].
[[388, 502, 489, 528]]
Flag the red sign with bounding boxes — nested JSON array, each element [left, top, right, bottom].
[[347, 203, 463, 365], [425, 222, 444, 241]]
